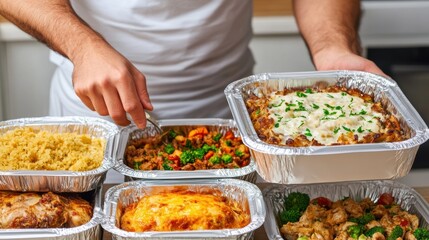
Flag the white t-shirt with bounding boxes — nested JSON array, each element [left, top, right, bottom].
[[49, 0, 254, 120]]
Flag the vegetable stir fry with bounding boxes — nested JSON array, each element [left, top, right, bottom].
[[125, 127, 251, 171]]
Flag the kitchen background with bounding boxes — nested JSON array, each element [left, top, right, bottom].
[[0, 0, 428, 185]]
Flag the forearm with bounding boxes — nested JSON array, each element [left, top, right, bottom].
[[292, 0, 362, 59], [0, 0, 109, 62]]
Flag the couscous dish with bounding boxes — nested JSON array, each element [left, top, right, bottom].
[[0, 127, 105, 171]]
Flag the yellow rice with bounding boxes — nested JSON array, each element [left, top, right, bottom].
[[0, 127, 105, 171]]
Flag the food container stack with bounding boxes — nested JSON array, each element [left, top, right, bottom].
[[103, 118, 265, 239], [224, 70, 429, 239], [0, 116, 119, 240]]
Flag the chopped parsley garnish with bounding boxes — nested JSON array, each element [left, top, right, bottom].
[[296, 92, 307, 98], [357, 126, 364, 133], [312, 103, 320, 109], [342, 126, 352, 132], [271, 99, 285, 108], [304, 128, 312, 137], [327, 94, 334, 98], [305, 88, 313, 94], [255, 109, 260, 115], [275, 122, 280, 128], [333, 127, 340, 134], [341, 92, 347, 96]]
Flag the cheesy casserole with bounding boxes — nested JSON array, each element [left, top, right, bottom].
[[246, 86, 406, 146], [120, 189, 250, 232]]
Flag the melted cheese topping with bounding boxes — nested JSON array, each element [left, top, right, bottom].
[[120, 190, 250, 232], [268, 91, 385, 145]]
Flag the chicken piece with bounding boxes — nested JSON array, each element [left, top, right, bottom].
[[312, 221, 334, 240], [300, 204, 327, 226], [372, 232, 386, 240], [359, 198, 375, 212], [326, 206, 348, 226], [372, 205, 389, 219], [366, 220, 382, 230], [397, 211, 419, 230], [343, 198, 364, 218], [0, 191, 92, 229], [335, 221, 357, 235], [404, 231, 417, 240], [281, 222, 314, 240]]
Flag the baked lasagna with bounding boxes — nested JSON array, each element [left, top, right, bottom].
[[120, 189, 250, 232], [0, 191, 92, 229], [246, 86, 406, 146], [125, 126, 251, 170]]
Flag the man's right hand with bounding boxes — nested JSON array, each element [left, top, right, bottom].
[[72, 40, 153, 129], [0, 0, 153, 129]]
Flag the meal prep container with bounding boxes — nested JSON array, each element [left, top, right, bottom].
[[225, 70, 429, 184], [263, 180, 429, 240], [114, 119, 257, 183], [0, 117, 119, 192], [0, 187, 103, 240], [102, 178, 266, 240]]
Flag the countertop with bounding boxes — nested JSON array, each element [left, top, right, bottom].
[[101, 184, 429, 240]]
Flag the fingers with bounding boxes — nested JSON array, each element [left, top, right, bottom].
[[73, 66, 150, 129], [133, 68, 153, 111]]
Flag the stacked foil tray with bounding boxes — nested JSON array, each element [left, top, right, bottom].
[[0, 116, 119, 240]]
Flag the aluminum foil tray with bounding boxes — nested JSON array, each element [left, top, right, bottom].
[[0, 187, 103, 240], [263, 180, 429, 240], [225, 70, 429, 184], [102, 179, 266, 240], [114, 119, 257, 183], [0, 116, 119, 192]]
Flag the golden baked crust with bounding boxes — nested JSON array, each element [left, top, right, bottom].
[[246, 85, 406, 147], [120, 189, 250, 232]]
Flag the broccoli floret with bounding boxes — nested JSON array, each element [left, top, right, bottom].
[[225, 140, 232, 146], [365, 226, 385, 237], [350, 213, 375, 225], [180, 150, 195, 165], [133, 161, 142, 170], [202, 144, 216, 153], [221, 154, 233, 164], [348, 225, 365, 239], [213, 133, 222, 142], [209, 155, 221, 165], [192, 148, 205, 160], [414, 228, 429, 240], [284, 192, 310, 212], [162, 161, 173, 170], [167, 129, 178, 140], [387, 226, 403, 240], [164, 143, 175, 154], [279, 208, 301, 224], [235, 150, 244, 157]]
